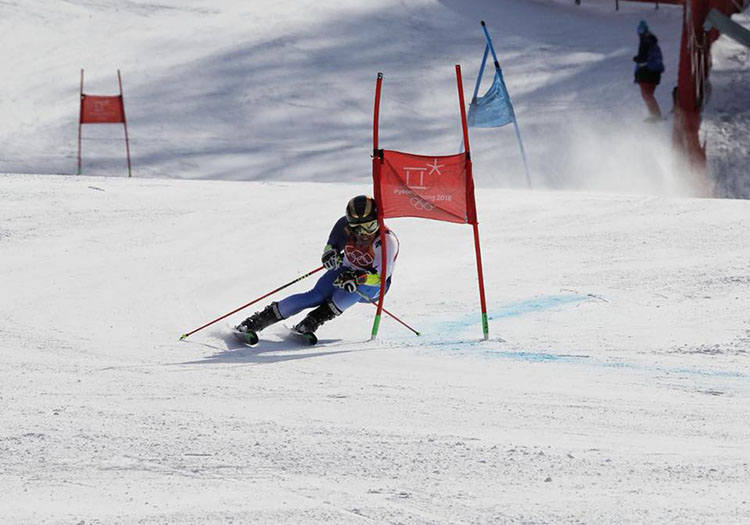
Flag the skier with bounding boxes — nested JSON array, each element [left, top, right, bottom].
[[235, 195, 399, 345], [633, 19, 665, 122]]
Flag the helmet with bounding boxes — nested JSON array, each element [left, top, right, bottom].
[[637, 20, 649, 35], [346, 195, 377, 224], [346, 195, 379, 235]]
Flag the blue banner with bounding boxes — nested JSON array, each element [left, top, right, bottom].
[[468, 69, 515, 128]]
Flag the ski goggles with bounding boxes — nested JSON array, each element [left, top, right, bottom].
[[349, 219, 379, 234]]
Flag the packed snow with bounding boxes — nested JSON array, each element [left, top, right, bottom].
[[2, 0, 694, 193], [1, 0, 749, 524]]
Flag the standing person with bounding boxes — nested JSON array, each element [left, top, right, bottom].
[[633, 19, 665, 122], [235, 195, 399, 345]]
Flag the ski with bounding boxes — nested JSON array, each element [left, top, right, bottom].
[[231, 326, 259, 346], [284, 325, 318, 346]]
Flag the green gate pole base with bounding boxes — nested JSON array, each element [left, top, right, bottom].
[[370, 314, 382, 341]]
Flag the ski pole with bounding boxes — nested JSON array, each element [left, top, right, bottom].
[[180, 265, 325, 340], [355, 290, 420, 337]]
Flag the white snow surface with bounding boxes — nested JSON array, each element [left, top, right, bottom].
[[3, 175, 750, 523], [2, 1, 750, 524], [2, 0, 701, 194]]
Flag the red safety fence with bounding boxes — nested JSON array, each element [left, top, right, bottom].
[[672, 0, 745, 181], [580, 0, 747, 189]]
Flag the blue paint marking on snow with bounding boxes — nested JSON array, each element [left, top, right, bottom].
[[448, 340, 747, 378], [419, 294, 592, 363], [435, 294, 590, 335], [461, 346, 586, 363], [434, 339, 588, 363], [435, 340, 748, 379], [597, 360, 747, 379], [489, 294, 591, 319], [411, 294, 748, 379]]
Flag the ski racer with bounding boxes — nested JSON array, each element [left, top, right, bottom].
[[235, 195, 399, 344]]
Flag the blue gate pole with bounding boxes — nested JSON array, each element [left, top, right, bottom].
[[480, 21, 532, 188], [472, 44, 490, 102], [460, 43, 490, 152], [511, 117, 531, 188], [480, 21, 501, 69]]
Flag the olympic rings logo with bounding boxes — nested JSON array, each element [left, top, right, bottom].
[[410, 197, 435, 211], [345, 248, 374, 266]]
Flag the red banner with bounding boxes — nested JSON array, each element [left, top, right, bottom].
[[376, 150, 476, 224], [81, 95, 125, 124]]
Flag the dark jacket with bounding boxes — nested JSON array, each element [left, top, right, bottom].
[[326, 216, 397, 286], [633, 32, 663, 85]]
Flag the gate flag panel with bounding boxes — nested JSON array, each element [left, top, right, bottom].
[[468, 70, 515, 129], [378, 150, 476, 224], [77, 69, 132, 177], [371, 67, 489, 341], [81, 95, 125, 124], [466, 21, 531, 188]]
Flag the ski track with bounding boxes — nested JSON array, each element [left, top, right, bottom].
[[2, 175, 749, 525], [2, 0, 750, 523]]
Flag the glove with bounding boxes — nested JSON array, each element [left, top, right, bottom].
[[333, 269, 366, 293], [321, 244, 342, 270]]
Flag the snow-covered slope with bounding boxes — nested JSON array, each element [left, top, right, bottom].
[[2, 0, 750, 523], [2, 174, 750, 523], [1, 0, 697, 194]]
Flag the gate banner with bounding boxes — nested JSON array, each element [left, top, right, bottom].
[[369, 66, 488, 342], [377, 150, 476, 224], [467, 21, 531, 187], [78, 69, 132, 177], [468, 69, 515, 128], [80, 95, 125, 124]]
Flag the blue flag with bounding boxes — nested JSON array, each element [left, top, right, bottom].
[[468, 69, 515, 128]]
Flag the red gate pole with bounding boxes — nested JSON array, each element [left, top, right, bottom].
[[78, 69, 84, 175], [118, 70, 132, 178], [371, 72, 386, 341], [456, 65, 489, 340]]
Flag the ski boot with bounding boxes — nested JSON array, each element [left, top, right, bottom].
[[235, 302, 283, 345], [291, 301, 341, 345]]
